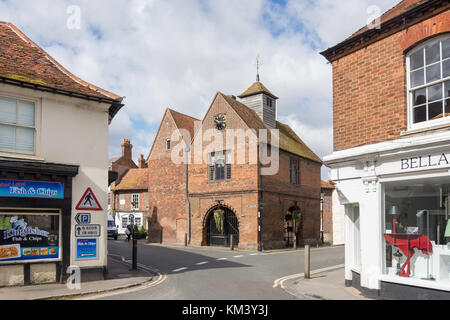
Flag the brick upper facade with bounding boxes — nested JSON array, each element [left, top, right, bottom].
[[321, 0, 450, 151], [146, 85, 322, 250]]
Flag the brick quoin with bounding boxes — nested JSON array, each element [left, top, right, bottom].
[[328, 9, 449, 151]]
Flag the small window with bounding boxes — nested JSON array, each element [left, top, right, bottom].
[[132, 194, 140, 210], [407, 35, 450, 129], [266, 97, 273, 108], [166, 139, 171, 151], [290, 158, 300, 185], [0, 96, 35, 153]]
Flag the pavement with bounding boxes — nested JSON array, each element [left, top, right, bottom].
[[0, 256, 153, 300], [282, 266, 371, 300]]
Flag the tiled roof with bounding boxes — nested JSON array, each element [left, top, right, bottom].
[[221, 93, 322, 163], [321, 180, 335, 189], [238, 81, 278, 99], [347, 0, 429, 40], [115, 168, 148, 191], [0, 21, 122, 103], [168, 109, 200, 142]]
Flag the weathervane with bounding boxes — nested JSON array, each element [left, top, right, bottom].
[[255, 54, 263, 82]]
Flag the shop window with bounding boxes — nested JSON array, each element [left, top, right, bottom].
[[209, 151, 231, 181], [383, 179, 450, 283], [0, 96, 35, 153], [351, 206, 361, 270], [407, 35, 450, 129]]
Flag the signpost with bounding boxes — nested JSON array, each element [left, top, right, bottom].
[[75, 224, 101, 237], [75, 213, 91, 224]]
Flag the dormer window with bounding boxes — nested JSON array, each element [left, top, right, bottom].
[[407, 35, 450, 129]]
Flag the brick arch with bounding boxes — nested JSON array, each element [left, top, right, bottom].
[[201, 202, 239, 246], [398, 11, 450, 52]]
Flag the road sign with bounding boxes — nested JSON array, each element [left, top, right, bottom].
[[75, 213, 91, 224], [75, 188, 103, 211], [75, 224, 101, 237]]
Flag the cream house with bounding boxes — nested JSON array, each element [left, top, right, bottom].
[[0, 22, 123, 286]]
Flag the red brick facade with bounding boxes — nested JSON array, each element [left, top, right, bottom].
[[146, 89, 322, 250], [323, 2, 450, 151], [320, 181, 335, 244]]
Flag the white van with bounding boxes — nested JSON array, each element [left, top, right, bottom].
[[107, 215, 118, 240]]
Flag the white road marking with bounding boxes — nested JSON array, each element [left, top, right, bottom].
[[196, 261, 208, 265], [272, 264, 345, 289], [172, 267, 188, 273], [249, 253, 259, 256], [217, 258, 228, 261], [233, 255, 244, 258]]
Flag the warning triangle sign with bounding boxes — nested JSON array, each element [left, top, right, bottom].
[[75, 188, 103, 211]]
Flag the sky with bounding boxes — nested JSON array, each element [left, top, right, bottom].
[[0, 0, 400, 179]]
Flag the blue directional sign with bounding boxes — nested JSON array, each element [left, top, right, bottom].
[[75, 213, 91, 224], [0, 180, 64, 199]]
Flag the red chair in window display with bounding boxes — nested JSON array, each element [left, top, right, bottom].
[[384, 218, 433, 278]]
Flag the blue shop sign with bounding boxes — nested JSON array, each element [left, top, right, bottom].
[[0, 180, 64, 199], [76, 238, 97, 260]]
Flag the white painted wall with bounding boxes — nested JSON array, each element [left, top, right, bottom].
[[0, 83, 111, 269], [332, 190, 345, 245]]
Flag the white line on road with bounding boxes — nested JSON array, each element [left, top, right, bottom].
[[272, 264, 345, 289], [233, 255, 244, 258], [196, 262, 208, 265], [217, 258, 228, 261], [172, 267, 188, 273]]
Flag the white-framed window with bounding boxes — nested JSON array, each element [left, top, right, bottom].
[[407, 35, 450, 130], [132, 194, 139, 210], [0, 96, 36, 153], [208, 150, 232, 181]]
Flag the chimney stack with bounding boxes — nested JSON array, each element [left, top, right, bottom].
[[121, 139, 132, 160], [138, 154, 147, 168]]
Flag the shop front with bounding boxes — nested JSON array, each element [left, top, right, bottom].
[[325, 131, 450, 299], [0, 160, 78, 286]]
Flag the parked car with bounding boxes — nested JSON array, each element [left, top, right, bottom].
[[107, 216, 118, 240]]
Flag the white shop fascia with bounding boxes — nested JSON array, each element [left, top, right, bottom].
[[324, 129, 450, 292]]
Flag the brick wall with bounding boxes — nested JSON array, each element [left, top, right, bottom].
[[332, 10, 450, 151], [321, 188, 333, 244], [148, 111, 188, 243], [261, 151, 321, 248]]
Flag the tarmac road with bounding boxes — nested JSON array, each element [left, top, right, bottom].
[[91, 240, 344, 300]]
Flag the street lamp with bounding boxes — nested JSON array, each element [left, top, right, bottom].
[[185, 145, 191, 244]]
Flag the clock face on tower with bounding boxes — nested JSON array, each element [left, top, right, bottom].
[[214, 114, 227, 131]]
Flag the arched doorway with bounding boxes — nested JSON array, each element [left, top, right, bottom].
[[284, 207, 302, 248], [204, 206, 239, 247]]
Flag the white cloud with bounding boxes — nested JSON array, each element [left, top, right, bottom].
[[0, 0, 401, 176]]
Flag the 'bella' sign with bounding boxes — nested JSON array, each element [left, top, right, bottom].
[[401, 153, 449, 170]]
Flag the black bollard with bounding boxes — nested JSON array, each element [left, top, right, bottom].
[[132, 238, 138, 271]]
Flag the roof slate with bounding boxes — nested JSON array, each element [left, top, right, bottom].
[[115, 168, 148, 191], [347, 0, 429, 40], [0, 21, 122, 102], [238, 81, 278, 99], [221, 93, 322, 163], [168, 109, 200, 142]]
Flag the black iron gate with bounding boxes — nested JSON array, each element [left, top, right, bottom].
[[207, 208, 239, 247]]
